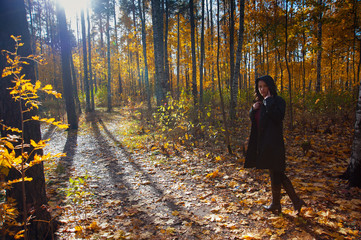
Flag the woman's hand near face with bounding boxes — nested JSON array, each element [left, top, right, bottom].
[[253, 101, 262, 110]]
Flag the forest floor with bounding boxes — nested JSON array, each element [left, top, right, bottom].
[[43, 107, 361, 240]]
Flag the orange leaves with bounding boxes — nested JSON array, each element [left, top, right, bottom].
[[240, 233, 262, 239], [205, 169, 224, 179]]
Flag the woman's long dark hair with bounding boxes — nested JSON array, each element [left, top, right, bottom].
[[254, 75, 278, 102]]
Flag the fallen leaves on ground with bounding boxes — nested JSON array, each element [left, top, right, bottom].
[[43, 107, 361, 239]]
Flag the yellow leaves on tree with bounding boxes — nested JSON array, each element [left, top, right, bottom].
[[1, 36, 62, 113], [0, 35, 68, 237]]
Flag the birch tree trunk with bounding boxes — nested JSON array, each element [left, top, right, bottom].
[[342, 38, 361, 188]]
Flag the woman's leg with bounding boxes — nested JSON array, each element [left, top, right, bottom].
[[280, 172, 305, 214], [263, 170, 282, 213]]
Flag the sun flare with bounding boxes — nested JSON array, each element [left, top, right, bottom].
[[57, 0, 90, 18]]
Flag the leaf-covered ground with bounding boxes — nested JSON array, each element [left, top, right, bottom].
[[43, 107, 361, 239]]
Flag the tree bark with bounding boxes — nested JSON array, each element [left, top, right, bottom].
[[106, 0, 112, 112], [164, 0, 170, 94], [176, 12, 181, 99], [316, 0, 323, 92], [230, 0, 245, 120], [138, 0, 152, 111], [87, 7, 95, 111], [189, 0, 198, 107], [70, 53, 82, 114], [81, 9, 91, 112], [210, 0, 215, 93], [284, 0, 293, 128], [229, 0, 235, 117], [217, 0, 232, 154], [341, 82, 361, 188], [199, 0, 205, 108], [0, 0, 54, 238], [151, 0, 166, 105], [57, 3, 78, 129]]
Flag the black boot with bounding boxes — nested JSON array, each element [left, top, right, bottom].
[[282, 177, 305, 214], [263, 183, 282, 213]]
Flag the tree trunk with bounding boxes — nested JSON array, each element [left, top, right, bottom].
[[57, 3, 78, 129], [118, 73, 123, 95], [217, 0, 232, 154], [284, 0, 293, 128], [164, 0, 170, 94], [189, 0, 198, 107], [87, 7, 95, 111], [199, 0, 205, 108], [99, 12, 104, 57], [139, 0, 151, 110], [132, 0, 142, 98], [341, 81, 361, 188], [70, 53, 82, 114], [210, 0, 215, 93], [0, 0, 54, 238], [176, 12, 181, 99], [106, 0, 112, 112], [81, 9, 91, 112], [229, 0, 235, 116], [302, 0, 306, 102], [316, 0, 323, 93], [230, 0, 245, 120], [151, 0, 166, 105]]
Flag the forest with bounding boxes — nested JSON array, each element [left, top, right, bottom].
[[0, 0, 361, 239]]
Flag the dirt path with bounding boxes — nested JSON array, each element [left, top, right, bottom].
[[43, 109, 360, 240], [45, 111, 229, 239]]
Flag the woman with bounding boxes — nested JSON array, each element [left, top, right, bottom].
[[244, 75, 305, 214]]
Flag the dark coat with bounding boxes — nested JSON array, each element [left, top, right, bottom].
[[244, 95, 286, 171]]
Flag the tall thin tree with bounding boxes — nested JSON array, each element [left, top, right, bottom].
[[217, 0, 232, 154], [87, 7, 95, 111], [229, 0, 235, 112], [164, 0, 171, 93], [199, 0, 205, 108], [81, 9, 91, 112], [230, 0, 245, 120], [138, 0, 152, 110], [189, 0, 198, 106], [316, 0, 323, 92], [106, 0, 112, 112], [176, 11, 181, 98], [284, 0, 293, 127]]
